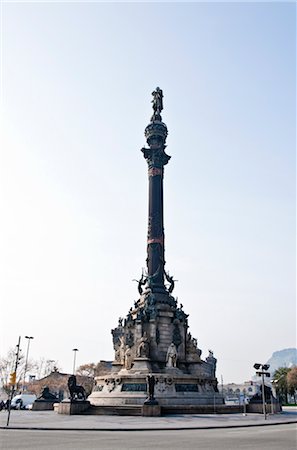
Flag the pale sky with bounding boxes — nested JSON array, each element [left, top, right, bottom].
[[0, 1, 295, 383]]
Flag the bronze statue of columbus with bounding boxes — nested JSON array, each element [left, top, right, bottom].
[[151, 87, 163, 121]]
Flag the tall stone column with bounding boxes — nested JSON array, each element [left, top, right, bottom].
[[141, 88, 171, 294]]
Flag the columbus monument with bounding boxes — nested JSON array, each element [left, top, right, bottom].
[[88, 89, 223, 412]]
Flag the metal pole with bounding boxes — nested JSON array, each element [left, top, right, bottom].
[[22, 336, 33, 393], [261, 372, 266, 419], [243, 389, 247, 416], [72, 349, 78, 374], [7, 336, 21, 427]]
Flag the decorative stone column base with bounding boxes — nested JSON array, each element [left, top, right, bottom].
[[142, 403, 161, 416], [58, 400, 90, 415], [131, 358, 152, 372]]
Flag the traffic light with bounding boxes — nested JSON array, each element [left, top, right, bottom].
[[9, 372, 16, 385]]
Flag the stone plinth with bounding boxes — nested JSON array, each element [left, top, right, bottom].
[[247, 402, 282, 414], [53, 403, 60, 412], [32, 400, 59, 411], [88, 372, 224, 408], [131, 358, 152, 372], [142, 403, 161, 416], [58, 400, 90, 415]]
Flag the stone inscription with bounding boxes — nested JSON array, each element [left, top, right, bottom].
[[175, 384, 199, 392], [121, 383, 147, 392]]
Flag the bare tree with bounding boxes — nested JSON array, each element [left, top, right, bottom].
[[0, 348, 28, 395], [32, 358, 60, 380], [76, 361, 112, 378], [76, 363, 96, 378]]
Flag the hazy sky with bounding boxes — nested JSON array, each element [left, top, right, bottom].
[[0, 1, 295, 383]]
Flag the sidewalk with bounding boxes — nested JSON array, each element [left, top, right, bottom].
[[1, 408, 296, 431]]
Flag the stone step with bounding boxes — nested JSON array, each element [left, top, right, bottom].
[[86, 405, 143, 416], [161, 404, 242, 415]]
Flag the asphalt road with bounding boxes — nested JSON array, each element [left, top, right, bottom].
[[1, 424, 296, 450]]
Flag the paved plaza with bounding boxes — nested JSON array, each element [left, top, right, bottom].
[[1, 408, 296, 430], [0, 424, 296, 450], [0, 408, 296, 449]]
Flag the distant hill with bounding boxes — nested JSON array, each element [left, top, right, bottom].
[[266, 348, 297, 375]]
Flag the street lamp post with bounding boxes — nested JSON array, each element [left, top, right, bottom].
[[72, 348, 78, 374], [243, 388, 247, 416], [22, 336, 34, 393], [253, 363, 270, 420]]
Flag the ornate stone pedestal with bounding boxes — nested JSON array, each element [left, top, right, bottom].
[[32, 400, 58, 411], [89, 371, 223, 410], [142, 403, 161, 416], [58, 400, 90, 415], [131, 358, 152, 373]]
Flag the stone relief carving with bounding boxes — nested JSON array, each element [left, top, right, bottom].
[[155, 376, 174, 393], [105, 378, 116, 392], [142, 145, 171, 168], [155, 375, 166, 392]]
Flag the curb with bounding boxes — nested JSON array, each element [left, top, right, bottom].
[[1, 420, 296, 432]]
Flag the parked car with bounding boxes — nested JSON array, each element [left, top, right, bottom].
[[10, 394, 37, 410]]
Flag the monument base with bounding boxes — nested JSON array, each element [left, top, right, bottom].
[[32, 400, 59, 411], [142, 403, 161, 416], [88, 372, 224, 409], [247, 402, 282, 414], [130, 358, 152, 373], [58, 400, 90, 415]]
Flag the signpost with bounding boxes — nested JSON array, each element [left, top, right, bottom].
[[253, 363, 270, 420]]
